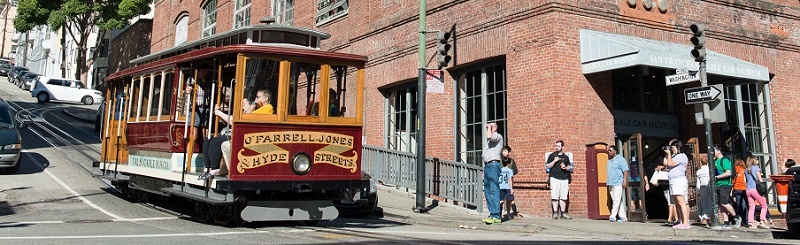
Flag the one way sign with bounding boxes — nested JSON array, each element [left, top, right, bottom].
[[685, 85, 723, 104]]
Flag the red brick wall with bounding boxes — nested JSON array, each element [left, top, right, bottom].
[[145, 0, 800, 218], [110, 19, 153, 74]]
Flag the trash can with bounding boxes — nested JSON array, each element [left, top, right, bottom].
[[769, 174, 794, 214]]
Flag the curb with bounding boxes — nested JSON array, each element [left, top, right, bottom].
[[62, 109, 95, 123]]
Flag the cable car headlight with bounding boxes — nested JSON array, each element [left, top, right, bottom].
[[291, 153, 311, 175]]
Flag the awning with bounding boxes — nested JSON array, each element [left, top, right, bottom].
[[580, 29, 770, 82]]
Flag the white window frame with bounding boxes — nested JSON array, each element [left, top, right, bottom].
[[384, 84, 418, 153], [234, 0, 252, 29], [273, 0, 294, 25], [174, 15, 189, 46], [315, 0, 348, 26], [202, 0, 218, 38]]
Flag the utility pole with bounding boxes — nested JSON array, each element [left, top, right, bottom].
[[414, 0, 428, 213], [22, 31, 27, 66], [691, 23, 719, 228], [1, 0, 10, 57]]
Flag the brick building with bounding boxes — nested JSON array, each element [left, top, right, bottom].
[[147, 0, 799, 219]]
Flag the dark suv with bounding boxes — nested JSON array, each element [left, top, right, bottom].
[[0, 102, 29, 173], [0, 64, 11, 77]]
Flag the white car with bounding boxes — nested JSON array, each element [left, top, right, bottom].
[[31, 77, 103, 105]]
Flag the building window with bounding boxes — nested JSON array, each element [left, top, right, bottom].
[[384, 84, 418, 153], [721, 82, 776, 173], [273, 0, 294, 25], [316, 0, 348, 25], [234, 0, 252, 28], [174, 15, 189, 46], [612, 66, 675, 113], [457, 63, 507, 165], [202, 0, 217, 37]]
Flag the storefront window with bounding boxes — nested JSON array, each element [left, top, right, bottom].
[[612, 66, 674, 114], [457, 63, 507, 165], [721, 82, 776, 174], [384, 84, 417, 153]]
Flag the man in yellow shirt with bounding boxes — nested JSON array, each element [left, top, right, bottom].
[[244, 89, 273, 114]]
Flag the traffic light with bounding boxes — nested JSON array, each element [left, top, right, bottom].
[[690, 24, 706, 62], [436, 31, 452, 69]]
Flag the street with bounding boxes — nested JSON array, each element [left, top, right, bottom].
[[0, 78, 797, 245]]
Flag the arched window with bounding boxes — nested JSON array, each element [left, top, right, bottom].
[[202, 0, 217, 37], [174, 15, 189, 46]]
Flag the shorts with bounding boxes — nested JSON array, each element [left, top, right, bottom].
[[550, 177, 569, 200], [193, 108, 209, 127], [716, 185, 733, 205], [669, 177, 689, 196], [500, 189, 514, 201]]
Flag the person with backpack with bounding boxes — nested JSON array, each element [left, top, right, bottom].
[[713, 145, 738, 229], [745, 156, 770, 229], [731, 158, 749, 228]]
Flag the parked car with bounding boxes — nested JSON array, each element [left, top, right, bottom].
[[333, 172, 378, 216], [787, 170, 800, 238], [13, 70, 28, 87], [19, 73, 39, 90], [8, 66, 27, 83], [0, 101, 28, 173], [0, 64, 11, 77], [31, 76, 104, 105]]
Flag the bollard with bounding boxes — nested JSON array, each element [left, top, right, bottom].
[[769, 174, 794, 214]]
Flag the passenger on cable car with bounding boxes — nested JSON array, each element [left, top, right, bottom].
[[200, 89, 273, 179]]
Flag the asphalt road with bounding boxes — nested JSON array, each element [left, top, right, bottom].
[[1, 77, 795, 245]]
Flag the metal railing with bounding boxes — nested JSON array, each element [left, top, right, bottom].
[[362, 145, 484, 212]]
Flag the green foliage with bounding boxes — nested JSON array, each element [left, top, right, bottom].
[[14, 0, 151, 33]]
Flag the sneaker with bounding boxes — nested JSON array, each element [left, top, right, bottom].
[[734, 217, 742, 228], [757, 223, 769, 229], [482, 217, 493, 224], [553, 213, 560, 220], [609, 218, 617, 222], [560, 213, 572, 220], [491, 217, 502, 224], [722, 223, 732, 229], [616, 218, 627, 222]]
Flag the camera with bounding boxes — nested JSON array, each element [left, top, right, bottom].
[[661, 146, 671, 151]]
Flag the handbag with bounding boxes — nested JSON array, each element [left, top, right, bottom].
[[650, 170, 668, 186], [747, 170, 768, 196]]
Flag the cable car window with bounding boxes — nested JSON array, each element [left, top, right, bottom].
[[161, 72, 175, 118], [176, 69, 191, 121], [140, 76, 151, 121], [150, 74, 162, 118], [329, 65, 357, 118], [242, 58, 280, 115], [288, 62, 321, 116], [129, 78, 141, 122]]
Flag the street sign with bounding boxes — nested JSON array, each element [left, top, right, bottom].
[[425, 70, 444, 93], [685, 85, 722, 104], [665, 71, 700, 86], [694, 85, 726, 124]]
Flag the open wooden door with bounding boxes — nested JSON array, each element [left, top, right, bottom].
[[624, 133, 647, 221]]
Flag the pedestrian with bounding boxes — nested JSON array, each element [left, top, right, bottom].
[[501, 145, 523, 219], [783, 159, 796, 174], [713, 144, 737, 229], [655, 154, 677, 225], [732, 158, 748, 228], [546, 140, 573, 220], [499, 159, 515, 220], [696, 155, 712, 226], [663, 139, 690, 229], [745, 156, 770, 229], [606, 145, 629, 222], [481, 122, 503, 224]]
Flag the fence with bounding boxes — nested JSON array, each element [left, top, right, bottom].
[[362, 145, 484, 212]]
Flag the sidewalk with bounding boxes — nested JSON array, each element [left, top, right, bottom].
[[375, 184, 789, 241]]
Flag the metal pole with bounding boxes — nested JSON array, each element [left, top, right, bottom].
[[700, 60, 719, 227], [414, 0, 427, 213], [1, 1, 10, 57], [22, 31, 29, 66]]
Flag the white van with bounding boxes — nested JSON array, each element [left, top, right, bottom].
[[31, 76, 104, 105]]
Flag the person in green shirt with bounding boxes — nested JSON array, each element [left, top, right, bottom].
[[714, 144, 737, 228]]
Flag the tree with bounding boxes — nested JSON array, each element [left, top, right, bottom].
[[14, 0, 150, 84]]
